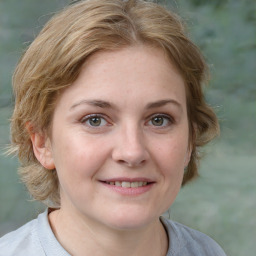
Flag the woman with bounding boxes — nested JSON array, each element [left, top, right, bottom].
[[0, 0, 226, 255]]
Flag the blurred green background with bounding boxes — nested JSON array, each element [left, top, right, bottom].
[[0, 0, 255, 255]]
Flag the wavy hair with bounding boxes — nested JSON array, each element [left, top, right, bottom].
[[10, 0, 219, 207]]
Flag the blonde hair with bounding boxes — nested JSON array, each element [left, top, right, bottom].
[[10, 0, 219, 207]]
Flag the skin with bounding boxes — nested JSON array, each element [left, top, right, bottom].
[[32, 45, 191, 256]]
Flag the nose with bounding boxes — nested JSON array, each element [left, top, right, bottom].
[[112, 124, 149, 167]]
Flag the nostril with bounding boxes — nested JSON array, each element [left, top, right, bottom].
[[117, 158, 146, 167], [111, 133, 150, 166]]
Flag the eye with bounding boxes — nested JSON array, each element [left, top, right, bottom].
[[81, 114, 108, 127], [147, 114, 173, 127]]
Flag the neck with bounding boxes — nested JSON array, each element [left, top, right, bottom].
[[49, 208, 168, 256]]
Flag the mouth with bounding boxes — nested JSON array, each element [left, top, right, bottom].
[[100, 179, 155, 196], [104, 181, 151, 188], [99, 178, 155, 196]]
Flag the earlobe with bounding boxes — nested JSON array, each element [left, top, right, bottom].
[[27, 124, 55, 170], [184, 124, 196, 168], [184, 146, 192, 168]]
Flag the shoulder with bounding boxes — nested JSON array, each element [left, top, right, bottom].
[[0, 209, 69, 256], [161, 217, 227, 256], [0, 212, 45, 256], [0, 219, 42, 256]]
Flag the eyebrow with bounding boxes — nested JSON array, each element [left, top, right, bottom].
[[146, 99, 182, 110], [70, 100, 114, 110], [70, 99, 182, 111]]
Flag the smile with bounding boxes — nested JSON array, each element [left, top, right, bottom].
[[100, 178, 155, 195], [105, 181, 149, 188]]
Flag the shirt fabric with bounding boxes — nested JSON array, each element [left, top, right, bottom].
[[0, 209, 226, 256]]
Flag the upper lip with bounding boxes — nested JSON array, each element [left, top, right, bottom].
[[100, 177, 155, 183]]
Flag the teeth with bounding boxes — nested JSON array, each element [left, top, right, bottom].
[[131, 182, 139, 188], [115, 181, 122, 187], [106, 181, 149, 187], [122, 181, 130, 188]]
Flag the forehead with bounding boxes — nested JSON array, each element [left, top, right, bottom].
[[56, 45, 187, 111], [83, 45, 182, 77]]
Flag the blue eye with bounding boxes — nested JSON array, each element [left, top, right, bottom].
[[148, 115, 172, 127], [82, 115, 108, 127]]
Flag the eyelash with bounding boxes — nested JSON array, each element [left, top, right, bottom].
[[80, 114, 110, 128], [80, 113, 174, 129], [146, 114, 174, 128]]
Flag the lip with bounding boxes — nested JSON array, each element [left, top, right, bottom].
[[102, 177, 155, 183], [99, 177, 155, 196]]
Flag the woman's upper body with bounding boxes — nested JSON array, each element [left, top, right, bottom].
[[4, 0, 224, 255], [0, 209, 226, 256]]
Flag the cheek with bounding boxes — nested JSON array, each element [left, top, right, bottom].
[[53, 137, 109, 202], [153, 136, 189, 171], [52, 134, 110, 181], [152, 139, 187, 211]]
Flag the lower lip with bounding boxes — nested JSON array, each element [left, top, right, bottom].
[[101, 182, 154, 196]]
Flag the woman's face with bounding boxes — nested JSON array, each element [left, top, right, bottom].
[[43, 45, 191, 229]]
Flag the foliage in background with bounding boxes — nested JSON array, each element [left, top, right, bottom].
[[165, 0, 256, 152], [0, 0, 70, 107]]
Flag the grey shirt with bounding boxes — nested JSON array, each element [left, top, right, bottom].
[[0, 210, 226, 256]]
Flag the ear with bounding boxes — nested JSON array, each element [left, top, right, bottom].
[[184, 144, 192, 168], [27, 123, 55, 170], [184, 123, 196, 168]]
